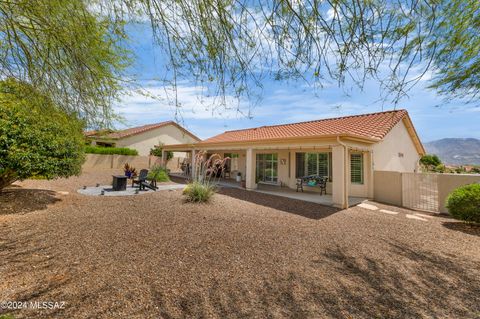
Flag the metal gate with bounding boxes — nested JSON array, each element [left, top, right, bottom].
[[402, 173, 439, 212]]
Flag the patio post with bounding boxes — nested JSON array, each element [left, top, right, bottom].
[[191, 149, 196, 179], [245, 148, 256, 190], [332, 145, 347, 208], [161, 149, 166, 167]]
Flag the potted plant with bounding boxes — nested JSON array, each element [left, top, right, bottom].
[[236, 172, 242, 182], [124, 163, 137, 178]]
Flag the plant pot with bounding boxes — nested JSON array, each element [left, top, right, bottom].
[[125, 172, 132, 178]]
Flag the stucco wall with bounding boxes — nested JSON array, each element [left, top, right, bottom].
[[373, 171, 403, 206], [372, 119, 420, 172], [437, 174, 480, 213], [82, 154, 184, 172], [114, 125, 198, 156]]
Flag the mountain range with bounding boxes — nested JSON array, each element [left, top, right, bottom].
[[424, 138, 480, 165]]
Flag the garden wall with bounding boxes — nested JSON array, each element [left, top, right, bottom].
[[82, 154, 184, 172], [373, 170, 480, 213]]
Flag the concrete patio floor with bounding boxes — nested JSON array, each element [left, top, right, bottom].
[[170, 174, 366, 207]]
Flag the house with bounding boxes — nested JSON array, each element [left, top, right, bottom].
[[163, 110, 425, 208], [86, 121, 200, 156]]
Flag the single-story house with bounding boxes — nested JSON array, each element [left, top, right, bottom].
[[85, 121, 200, 156], [163, 110, 425, 208]]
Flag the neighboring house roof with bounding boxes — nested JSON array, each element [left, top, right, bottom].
[[197, 109, 424, 154], [89, 121, 201, 141]]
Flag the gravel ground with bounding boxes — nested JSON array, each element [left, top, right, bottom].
[[0, 170, 479, 318]]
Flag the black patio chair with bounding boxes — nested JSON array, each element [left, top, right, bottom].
[[132, 169, 149, 190]]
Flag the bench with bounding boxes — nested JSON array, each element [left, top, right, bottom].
[[296, 175, 329, 195]]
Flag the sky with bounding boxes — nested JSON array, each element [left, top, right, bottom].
[[113, 23, 480, 143]]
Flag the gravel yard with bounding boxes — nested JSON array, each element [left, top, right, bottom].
[[1, 170, 479, 318]]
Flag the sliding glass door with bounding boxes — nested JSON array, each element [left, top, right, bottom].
[[256, 153, 278, 183]]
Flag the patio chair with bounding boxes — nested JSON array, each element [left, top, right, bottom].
[[132, 169, 149, 190]]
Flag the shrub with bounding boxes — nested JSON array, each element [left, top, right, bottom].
[[446, 184, 480, 223], [147, 165, 170, 182], [150, 147, 173, 160], [420, 154, 442, 167], [0, 79, 85, 190], [183, 181, 215, 203], [85, 145, 138, 155]]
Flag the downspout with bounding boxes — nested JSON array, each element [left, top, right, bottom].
[[337, 136, 349, 209]]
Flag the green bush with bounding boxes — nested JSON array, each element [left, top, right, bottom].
[[446, 184, 480, 223], [150, 147, 173, 160], [147, 165, 170, 182], [0, 79, 85, 190], [85, 145, 138, 156], [183, 181, 215, 203]]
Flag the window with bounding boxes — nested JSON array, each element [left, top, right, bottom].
[[224, 153, 240, 171], [350, 153, 364, 184], [256, 153, 278, 183], [295, 152, 331, 179]]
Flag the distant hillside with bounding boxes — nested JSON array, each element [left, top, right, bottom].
[[424, 138, 480, 165]]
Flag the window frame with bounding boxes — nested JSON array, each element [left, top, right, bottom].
[[350, 153, 364, 184], [295, 152, 331, 179]]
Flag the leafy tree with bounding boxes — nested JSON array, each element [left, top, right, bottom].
[[0, 0, 129, 127], [420, 154, 442, 168], [0, 79, 85, 190], [150, 147, 174, 161], [100, 0, 480, 112]]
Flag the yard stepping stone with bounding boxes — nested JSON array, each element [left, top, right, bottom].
[[358, 203, 379, 210], [406, 214, 428, 221], [379, 209, 399, 215]]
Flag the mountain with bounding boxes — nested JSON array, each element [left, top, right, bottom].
[[424, 138, 480, 165]]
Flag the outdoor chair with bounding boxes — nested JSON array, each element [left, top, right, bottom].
[[132, 169, 149, 190]]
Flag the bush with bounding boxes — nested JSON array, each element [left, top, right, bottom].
[[85, 145, 138, 155], [183, 181, 215, 203], [0, 79, 85, 190], [147, 165, 170, 182], [150, 147, 173, 160], [446, 184, 480, 223]]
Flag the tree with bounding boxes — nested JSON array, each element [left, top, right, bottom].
[[0, 79, 85, 191], [100, 0, 480, 112], [420, 154, 442, 167], [0, 0, 129, 127]]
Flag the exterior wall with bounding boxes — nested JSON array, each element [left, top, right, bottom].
[[437, 174, 480, 213], [109, 125, 198, 156], [372, 119, 420, 172], [373, 171, 403, 206], [82, 154, 184, 172]]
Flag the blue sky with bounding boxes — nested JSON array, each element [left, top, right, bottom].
[[114, 23, 480, 143]]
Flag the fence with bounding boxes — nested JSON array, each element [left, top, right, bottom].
[[374, 171, 480, 213], [82, 154, 184, 172]]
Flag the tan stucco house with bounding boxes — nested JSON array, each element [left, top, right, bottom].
[[163, 110, 425, 208], [86, 121, 200, 156]]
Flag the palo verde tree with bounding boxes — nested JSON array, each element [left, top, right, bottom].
[[96, 0, 480, 116], [0, 79, 85, 191], [0, 0, 129, 128], [1, 0, 479, 126]]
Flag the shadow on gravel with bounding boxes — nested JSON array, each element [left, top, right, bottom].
[[442, 222, 480, 236], [150, 242, 480, 318], [217, 188, 340, 220], [0, 189, 60, 215]]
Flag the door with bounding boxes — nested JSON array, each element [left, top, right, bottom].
[[256, 153, 278, 183]]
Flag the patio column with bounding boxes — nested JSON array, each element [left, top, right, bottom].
[[332, 145, 348, 208], [245, 148, 256, 190], [191, 149, 196, 179], [161, 149, 166, 167], [366, 151, 374, 199]]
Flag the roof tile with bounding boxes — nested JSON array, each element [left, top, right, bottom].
[[200, 110, 408, 144]]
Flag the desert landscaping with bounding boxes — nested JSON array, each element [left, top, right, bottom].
[[1, 170, 479, 318]]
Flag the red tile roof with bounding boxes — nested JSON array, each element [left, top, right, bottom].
[[201, 110, 409, 144], [90, 121, 200, 141]]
